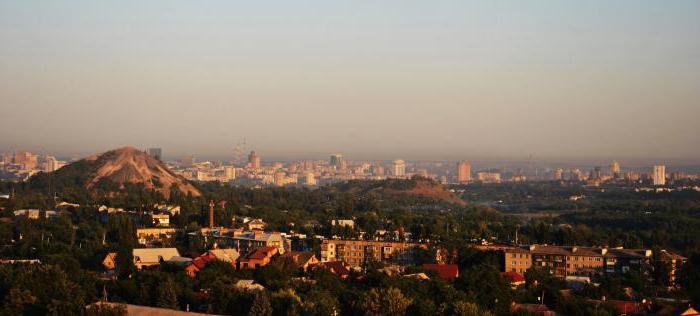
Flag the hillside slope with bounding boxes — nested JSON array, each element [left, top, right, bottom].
[[32, 147, 200, 198]]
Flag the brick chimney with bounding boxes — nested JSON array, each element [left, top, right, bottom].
[[209, 200, 214, 228]]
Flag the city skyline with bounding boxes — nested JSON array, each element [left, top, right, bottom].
[[1, 1, 699, 161]]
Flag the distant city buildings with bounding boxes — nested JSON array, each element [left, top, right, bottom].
[[248, 151, 261, 169], [653, 165, 666, 186], [477, 171, 501, 183], [330, 154, 343, 168], [457, 160, 471, 183], [392, 159, 406, 177], [147, 148, 162, 161], [610, 160, 620, 178]]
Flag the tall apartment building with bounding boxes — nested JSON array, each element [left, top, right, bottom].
[[457, 160, 471, 183], [610, 160, 620, 178], [248, 151, 261, 169], [653, 165, 666, 186], [320, 239, 425, 267], [392, 159, 406, 177], [224, 166, 236, 181], [330, 154, 343, 168]]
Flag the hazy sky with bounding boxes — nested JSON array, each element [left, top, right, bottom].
[[1, 1, 699, 162]]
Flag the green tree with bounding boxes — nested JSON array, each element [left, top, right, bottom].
[[249, 292, 273, 316], [454, 263, 512, 313], [271, 288, 301, 316], [452, 301, 493, 316], [302, 290, 339, 316], [156, 278, 179, 309], [115, 244, 135, 280], [361, 287, 412, 316], [2, 288, 36, 316]]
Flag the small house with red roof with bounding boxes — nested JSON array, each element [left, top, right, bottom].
[[422, 264, 459, 281], [502, 271, 526, 288], [238, 246, 278, 269], [317, 261, 352, 279]]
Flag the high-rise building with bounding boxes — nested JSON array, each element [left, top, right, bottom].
[[610, 160, 620, 178], [653, 165, 666, 186], [371, 165, 385, 176], [305, 172, 316, 186], [147, 148, 162, 161], [456, 160, 471, 183], [553, 168, 563, 181], [330, 154, 343, 168], [14, 151, 38, 169], [224, 166, 236, 181], [274, 171, 286, 186], [43, 156, 60, 172], [248, 151, 261, 169], [392, 159, 406, 177]]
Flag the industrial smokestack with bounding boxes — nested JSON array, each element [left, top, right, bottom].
[[209, 200, 214, 228]]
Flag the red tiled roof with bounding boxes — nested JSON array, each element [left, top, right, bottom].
[[244, 247, 277, 260], [607, 300, 643, 314], [321, 261, 351, 277], [191, 253, 215, 269], [422, 264, 459, 281], [502, 271, 526, 283]]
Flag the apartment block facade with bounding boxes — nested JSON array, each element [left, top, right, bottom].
[[320, 239, 425, 267], [504, 245, 684, 282]]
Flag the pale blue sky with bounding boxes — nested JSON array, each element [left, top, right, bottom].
[[1, 1, 698, 161]]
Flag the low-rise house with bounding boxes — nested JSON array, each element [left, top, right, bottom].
[[502, 271, 526, 288], [151, 214, 170, 227], [331, 219, 355, 229], [280, 252, 319, 271], [98, 205, 125, 213], [238, 246, 278, 269], [185, 248, 241, 277], [235, 280, 265, 292], [133, 248, 183, 270], [102, 253, 118, 270], [246, 219, 266, 231], [208, 248, 241, 263], [316, 261, 352, 279], [13, 209, 58, 219], [54, 201, 80, 210], [102, 248, 187, 271], [153, 204, 181, 216], [422, 264, 459, 281], [136, 228, 179, 246]]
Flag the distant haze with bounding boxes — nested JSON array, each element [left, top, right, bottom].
[[1, 1, 699, 163]]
